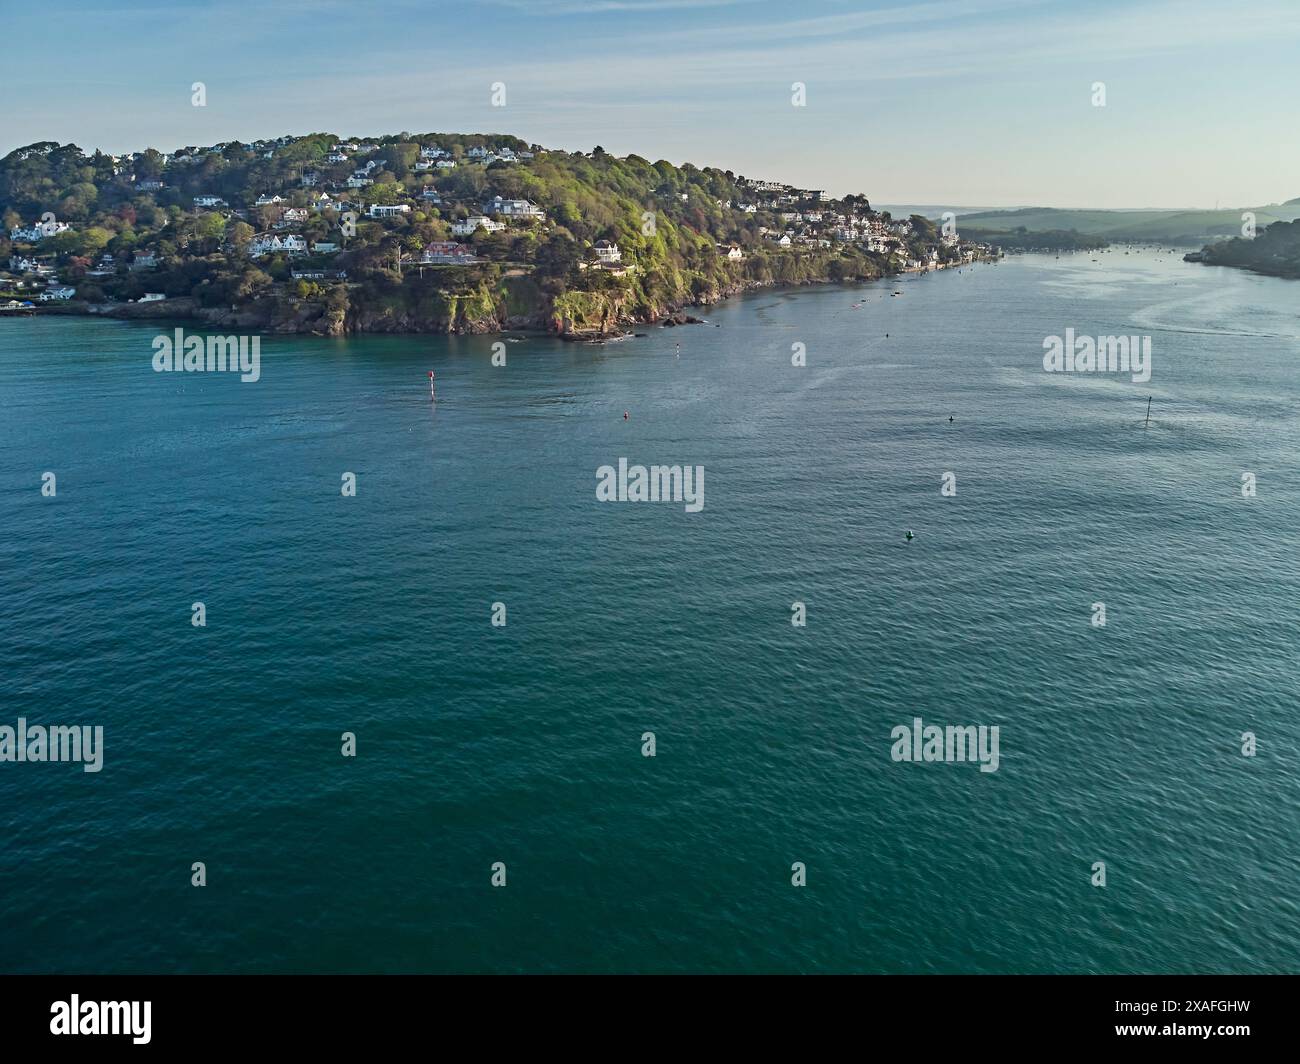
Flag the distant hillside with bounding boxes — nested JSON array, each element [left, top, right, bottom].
[[957, 202, 1300, 245], [954, 227, 1108, 252], [877, 204, 1020, 218]]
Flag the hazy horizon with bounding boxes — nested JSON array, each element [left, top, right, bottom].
[[6, 0, 1298, 210]]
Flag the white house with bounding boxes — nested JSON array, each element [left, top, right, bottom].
[[138, 292, 167, 302], [593, 240, 622, 264], [367, 204, 411, 218], [10, 220, 71, 242], [347, 174, 373, 188], [419, 146, 448, 159], [451, 215, 504, 236], [193, 195, 226, 208], [39, 284, 76, 301], [10, 217, 72, 241], [249, 234, 309, 257], [255, 194, 283, 206], [311, 242, 340, 254], [435, 159, 456, 170], [718, 245, 744, 260]]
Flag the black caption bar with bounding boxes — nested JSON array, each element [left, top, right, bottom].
[[0, 974, 1289, 1051]]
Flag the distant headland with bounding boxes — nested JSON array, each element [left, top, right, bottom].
[[1185, 215, 1300, 279]]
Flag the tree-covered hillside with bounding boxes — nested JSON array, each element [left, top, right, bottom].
[[1, 134, 987, 335]]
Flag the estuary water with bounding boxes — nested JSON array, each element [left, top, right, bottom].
[[2, 248, 1299, 973]]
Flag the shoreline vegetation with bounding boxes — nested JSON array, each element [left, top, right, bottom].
[[1185, 219, 1300, 280], [1, 134, 997, 338]]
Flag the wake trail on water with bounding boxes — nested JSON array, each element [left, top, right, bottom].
[[1130, 289, 1300, 341]]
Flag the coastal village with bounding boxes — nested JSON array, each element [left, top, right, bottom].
[[0, 135, 993, 330]]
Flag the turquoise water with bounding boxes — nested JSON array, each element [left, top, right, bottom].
[[2, 249, 1299, 973]]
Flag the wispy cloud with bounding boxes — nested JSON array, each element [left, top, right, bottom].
[[5, 0, 1300, 207], [486, 0, 747, 13]]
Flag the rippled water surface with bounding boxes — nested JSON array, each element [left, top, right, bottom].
[[2, 249, 1298, 972]]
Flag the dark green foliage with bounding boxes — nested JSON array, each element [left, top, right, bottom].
[[1198, 220, 1300, 278]]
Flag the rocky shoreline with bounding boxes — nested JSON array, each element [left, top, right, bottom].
[[53, 279, 818, 338], [44, 261, 988, 338]]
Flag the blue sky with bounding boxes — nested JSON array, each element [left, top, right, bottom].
[[6, 0, 1299, 208]]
